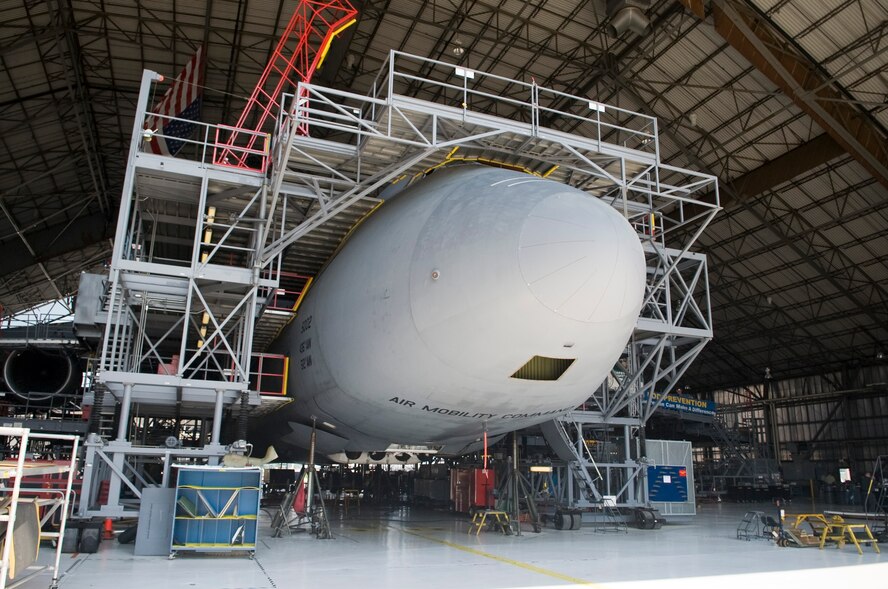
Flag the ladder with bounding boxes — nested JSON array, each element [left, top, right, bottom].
[[216, 0, 357, 168], [866, 455, 887, 539], [593, 498, 628, 534], [541, 419, 603, 503], [737, 511, 766, 540], [568, 460, 603, 502]]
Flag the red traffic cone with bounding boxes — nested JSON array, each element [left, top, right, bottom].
[[102, 518, 114, 540]]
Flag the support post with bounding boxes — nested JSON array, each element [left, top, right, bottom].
[[77, 439, 98, 517], [306, 417, 317, 515], [624, 425, 634, 505], [162, 451, 172, 488], [512, 432, 521, 536], [211, 389, 224, 444], [116, 383, 133, 442], [205, 389, 226, 466], [0, 429, 29, 587], [102, 446, 127, 516]]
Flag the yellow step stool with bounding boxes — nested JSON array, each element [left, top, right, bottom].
[[469, 510, 512, 535], [818, 517, 880, 555]]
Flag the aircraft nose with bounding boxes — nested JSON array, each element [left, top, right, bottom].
[[518, 192, 645, 323]]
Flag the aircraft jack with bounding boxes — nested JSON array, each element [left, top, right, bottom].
[[270, 420, 333, 539], [496, 433, 543, 534]]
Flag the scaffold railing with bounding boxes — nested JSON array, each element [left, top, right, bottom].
[[365, 51, 660, 157], [0, 428, 79, 589], [262, 49, 719, 266], [141, 109, 270, 174]]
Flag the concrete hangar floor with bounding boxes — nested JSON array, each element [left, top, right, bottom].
[[19, 501, 885, 589]]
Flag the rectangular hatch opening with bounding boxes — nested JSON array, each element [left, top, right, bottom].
[[511, 356, 575, 381]]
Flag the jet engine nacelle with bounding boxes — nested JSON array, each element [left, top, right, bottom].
[[2, 348, 80, 402]]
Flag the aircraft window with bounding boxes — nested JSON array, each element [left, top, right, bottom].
[[511, 356, 575, 381]]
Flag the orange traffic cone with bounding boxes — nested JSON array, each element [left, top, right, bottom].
[[102, 518, 114, 540]]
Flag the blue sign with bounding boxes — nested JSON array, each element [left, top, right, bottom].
[[649, 392, 717, 417], [648, 465, 689, 502]]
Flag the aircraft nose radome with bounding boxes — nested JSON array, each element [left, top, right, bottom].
[[518, 193, 645, 323]]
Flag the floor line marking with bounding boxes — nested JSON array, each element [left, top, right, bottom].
[[398, 527, 599, 586]]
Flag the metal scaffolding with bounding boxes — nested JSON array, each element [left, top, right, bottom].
[[263, 50, 717, 511], [81, 48, 716, 516], [79, 69, 285, 517]]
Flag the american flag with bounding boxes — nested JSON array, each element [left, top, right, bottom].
[[144, 46, 205, 157]]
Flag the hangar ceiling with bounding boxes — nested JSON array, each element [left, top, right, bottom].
[[1, 0, 886, 392]]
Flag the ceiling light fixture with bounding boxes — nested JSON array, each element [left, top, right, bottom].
[[452, 37, 465, 56]]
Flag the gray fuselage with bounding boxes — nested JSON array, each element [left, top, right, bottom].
[[264, 165, 646, 456]]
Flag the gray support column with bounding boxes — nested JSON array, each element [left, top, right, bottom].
[[636, 433, 644, 506], [624, 425, 635, 505], [77, 440, 98, 517], [161, 451, 172, 488], [512, 432, 522, 536], [567, 467, 574, 506], [306, 418, 317, 514], [211, 389, 224, 444], [104, 446, 127, 516], [116, 383, 133, 441], [770, 401, 782, 466]]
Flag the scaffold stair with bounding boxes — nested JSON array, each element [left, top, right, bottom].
[[594, 500, 628, 534]]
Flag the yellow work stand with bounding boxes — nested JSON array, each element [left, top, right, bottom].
[[789, 513, 830, 528], [783, 513, 831, 547], [818, 517, 880, 555], [469, 510, 512, 535]]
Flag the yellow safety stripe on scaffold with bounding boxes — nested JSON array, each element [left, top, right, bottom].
[[316, 18, 357, 69]]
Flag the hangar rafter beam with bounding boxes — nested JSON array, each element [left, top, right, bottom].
[[0, 200, 64, 301], [678, 0, 888, 189], [606, 73, 887, 386], [48, 0, 111, 214], [0, 212, 109, 277], [724, 133, 844, 206]]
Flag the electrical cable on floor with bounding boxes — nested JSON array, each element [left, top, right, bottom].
[[253, 556, 277, 589]]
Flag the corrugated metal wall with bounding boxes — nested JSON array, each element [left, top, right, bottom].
[[709, 365, 888, 477]]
